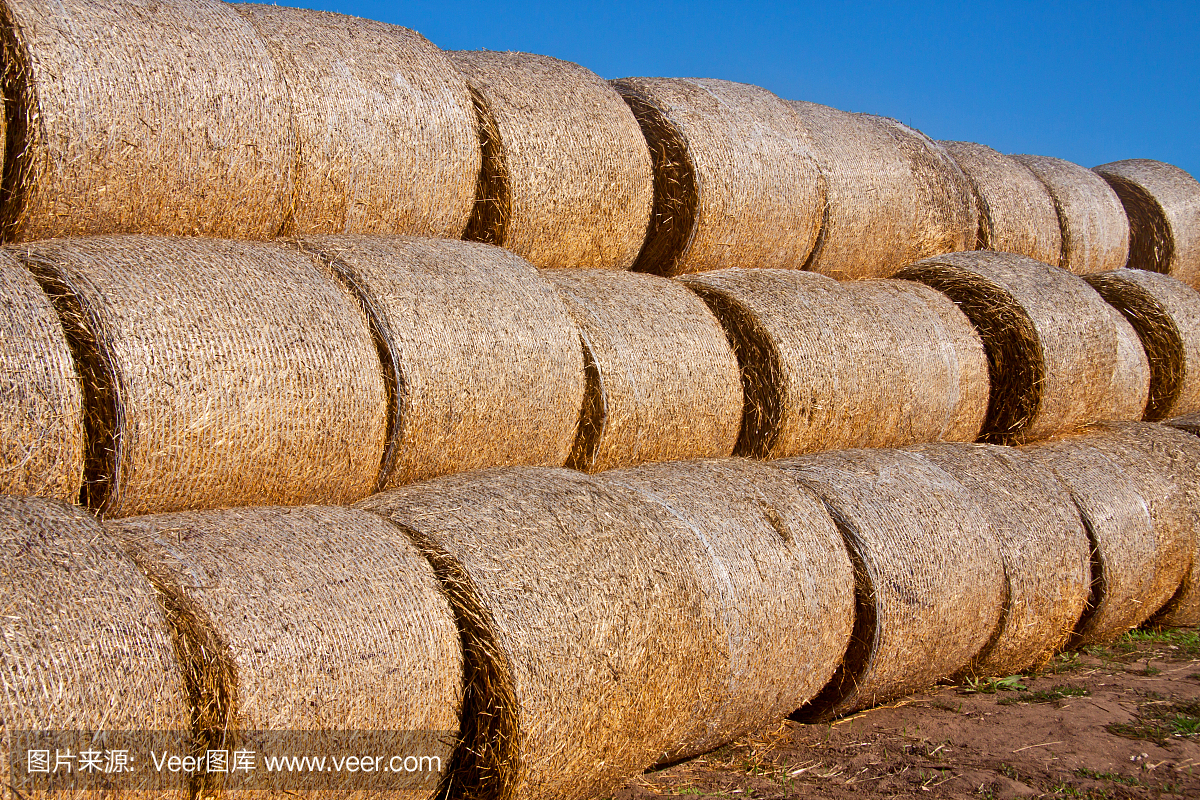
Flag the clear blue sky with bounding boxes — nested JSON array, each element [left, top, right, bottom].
[[285, 1, 1198, 177]]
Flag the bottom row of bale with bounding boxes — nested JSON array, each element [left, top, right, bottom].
[[4, 420, 1200, 800]]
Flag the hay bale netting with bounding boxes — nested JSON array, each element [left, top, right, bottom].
[[1011, 154, 1130, 274], [1093, 159, 1200, 288], [680, 268, 988, 459], [896, 251, 1127, 443], [235, 4, 478, 238], [541, 269, 741, 472], [0, 251, 83, 499], [108, 505, 463, 798], [940, 141, 1063, 264], [1, 496, 189, 799], [907, 443, 1091, 675], [451, 51, 652, 271], [296, 236, 583, 488], [12, 236, 388, 518], [775, 449, 1005, 720], [595, 458, 855, 760], [356, 467, 728, 800], [0, 0, 293, 241], [610, 77, 823, 276], [1085, 268, 1200, 420]]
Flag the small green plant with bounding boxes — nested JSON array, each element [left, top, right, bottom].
[[1072, 767, 1141, 786], [1108, 698, 1200, 745], [998, 684, 1090, 706], [961, 675, 1028, 694]]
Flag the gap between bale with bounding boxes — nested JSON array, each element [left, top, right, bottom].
[[1100, 170, 1174, 274], [462, 86, 511, 247]]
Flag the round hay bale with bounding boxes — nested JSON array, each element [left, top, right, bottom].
[[596, 458, 855, 760], [356, 467, 728, 800], [1104, 304, 1152, 421], [776, 449, 1005, 720], [1093, 159, 1200, 288], [1085, 268, 1200, 421], [451, 51, 652, 271], [610, 77, 824, 276], [295, 236, 584, 489], [542, 269, 741, 472], [1159, 415, 1200, 627], [1011, 154, 1130, 274], [896, 251, 1122, 443], [12, 236, 388, 518], [235, 4, 478, 238], [940, 140, 1063, 264], [0, 251, 83, 500], [907, 443, 1091, 674], [681, 269, 988, 459], [0, 0, 293, 241]]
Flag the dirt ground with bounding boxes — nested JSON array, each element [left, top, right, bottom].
[[615, 628, 1200, 800]]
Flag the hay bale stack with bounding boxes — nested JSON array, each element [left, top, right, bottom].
[[896, 251, 1125, 443], [941, 141, 1063, 264], [451, 51, 652, 271], [13, 236, 387, 517], [0, 251, 83, 500], [1085, 269, 1200, 420], [235, 4, 478, 238], [542, 269, 741, 472], [681, 269, 988, 459], [0, 0, 293, 241], [1094, 159, 1200, 288], [357, 467, 727, 800], [776, 449, 1005, 720], [610, 77, 823, 276], [1012, 154, 1130, 274], [296, 236, 583, 488], [596, 458, 855, 759], [908, 443, 1091, 674]]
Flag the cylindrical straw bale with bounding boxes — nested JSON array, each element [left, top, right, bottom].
[[542, 269, 741, 472], [1105, 305, 1152, 421], [12, 236, 387, 517], [941, 141, 1063, 264], [1160, 414, 1200, 627], [908, 443, 1091, 674], [0, 251, 83, 500], [610, 77, 823, 276], [1093, 159, 1200, 288], [1011, 154, 1130, 274], [296, 236, 584, 489], [776, 449, 1005, 720], [235, 4, 478, 238], [0, 0, 293, 241], [596, 458, 855, 759], [451, 51, 652, 270], [356, 467, 727, 800]]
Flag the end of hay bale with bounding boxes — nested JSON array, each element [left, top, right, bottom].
[[1094, 163, 1175, 275]]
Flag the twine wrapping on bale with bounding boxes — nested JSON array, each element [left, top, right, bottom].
[[451, 51, 652, 270], [12, 236, 387, 518], [542, 269, 741, 472], [1011, 154, 1130, 274], [0, 0, 293, 241], [610, 77, 823, 276], [776, 449, 1005, 721], [681, 268, 988, 459], [941, 141, 1063, 265], [1085, 268, 1200, 421], [1093, 159, 1200, 288], [908, 443, 1091, 675], [596, 458, 855, 760], [235, 4, 478, 238], [0, 250, 83, 500], [295, 236, 584, 489]]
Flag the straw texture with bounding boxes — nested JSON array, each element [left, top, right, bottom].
[[13, 236, 387, 518], [453, 51, 652, 270], [778, 449, 1005, 720], [1104, 305, 1152, 421], [236, 4, 478, 238], [1160, 414, 1200, 627], [0, 0, 292, 241], [611, 77, 823, 276]]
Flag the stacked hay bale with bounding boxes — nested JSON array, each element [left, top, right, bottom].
[[1105, 306, 1152, 421], [451, 51, 652, 270], [235, 4, 479, 237], [610, 78, 823, 275], [1161, 414, 1200, 627]]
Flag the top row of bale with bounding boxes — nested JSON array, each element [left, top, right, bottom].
[[1, 0, 1197, 284]]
